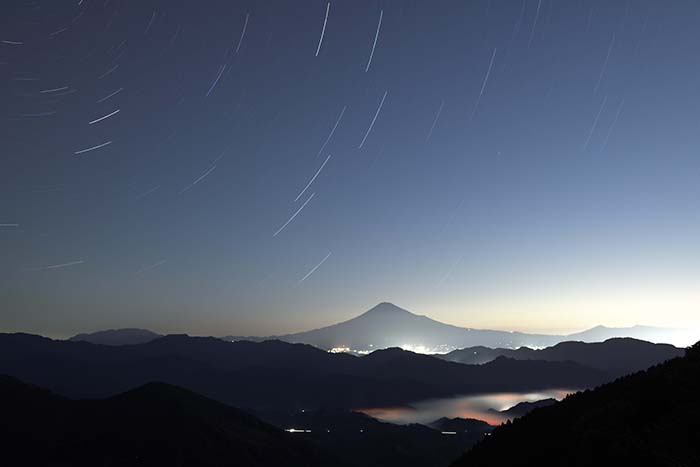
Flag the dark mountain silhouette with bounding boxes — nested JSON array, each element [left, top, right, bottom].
[[260, 409, 493, 467], [0, 375, 325, 467], [452, 341, 700, 467], [2, 374, 492, 467], [69, 327, 162, 345], [222, 302, 691, 351], [489, 398, 557, 418], [441, 338, 683, 377], [0, 332, 606, 411], [428, 417, 494, 434]]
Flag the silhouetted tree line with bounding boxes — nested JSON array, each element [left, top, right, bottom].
[[453, 342, 700, 467]]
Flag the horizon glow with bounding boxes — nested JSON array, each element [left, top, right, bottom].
[[1, 1, 699, 341]]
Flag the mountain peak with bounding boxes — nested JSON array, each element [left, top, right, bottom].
[[362, 302, 414, 316]]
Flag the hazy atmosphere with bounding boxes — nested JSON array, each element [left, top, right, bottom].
[[2, 2, 700, 466], [3, 0, 699, 339]]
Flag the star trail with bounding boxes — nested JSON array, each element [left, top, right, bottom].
[[1, 0, 699, 339]]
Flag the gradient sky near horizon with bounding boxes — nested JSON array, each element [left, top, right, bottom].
[[1, 0, 699, 339]]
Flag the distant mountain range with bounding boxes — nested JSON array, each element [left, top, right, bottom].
[[563, 324, 690, 346], [261, 302, 563, 352], [453, 341, 700, 467], [70, 328, 162, 345], [70, 302, 692, 350], [259, 303, 694, 350], [4, 329, 695, 467], [0, 376, 324, 467], [440, 338, 684, 377], [0, 332, 609, 411]]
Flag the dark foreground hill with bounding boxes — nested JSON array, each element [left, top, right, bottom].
[[0, 376, 324, 467], [260, 409, 493, 467], [1, 375, 492, 467], [441, 338, 683, 378], [452, 342, 700, 467], [0, 333, 606, 410]]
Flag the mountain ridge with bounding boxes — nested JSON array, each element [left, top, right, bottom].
[[452, 342, 700, 467], [0, 375, 325, 467], [0, 332, 607, 411], [440, 338, 684, 377], [66, 302, 695, 350], [69, 328, 163, 345], [224, 302, 693, 351]]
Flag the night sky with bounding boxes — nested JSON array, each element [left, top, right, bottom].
[[2, 0, 699, 338]]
